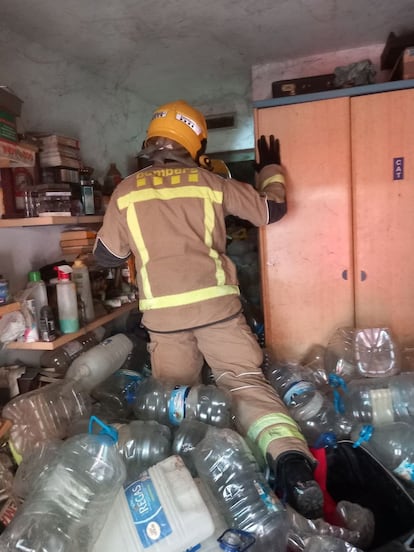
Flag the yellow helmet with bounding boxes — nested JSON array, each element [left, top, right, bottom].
[[145, 100, 208, 161]]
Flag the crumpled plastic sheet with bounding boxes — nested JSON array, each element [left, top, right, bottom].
[[0, 311, 25, 349], [334, 59, 376, 88]]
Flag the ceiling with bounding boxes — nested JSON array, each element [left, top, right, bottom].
[[2, 0, 414, 107]]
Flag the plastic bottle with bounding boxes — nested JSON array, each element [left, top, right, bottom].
[[26, 270, 48, 329], [192, 427, 289, 552], [64, 333, 134, 392], [92, 455, 215, 552], [133, 377, 232, 428], [325, 326, 401, 383], [341, 372, 414, 425], [72, 258, 95, 322], [263, 358, 319, 406], [55, 264, 79, 333], [0, 418, 126, 551], [92, 368, 146, 419], [172, 419, 210, 476], [303, 535, 363, 552], [2, 379, 91, 461], [79, 167, 95, 215], [39, 305, 56, 342], [288, 389, 352, 448], [39, 326, 105, 375], [115, 420, 172, 484], [352, 422, 414, 486]]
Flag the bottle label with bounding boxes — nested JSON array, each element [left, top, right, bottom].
[[253, 479, 282, 513], [370, 388, 395, 425], [125, 473, 172, 548], [60, 318, 80, 334], [168, 386, 190, 426], [394, 458, 414, 483], [283, 381, 315, 405]]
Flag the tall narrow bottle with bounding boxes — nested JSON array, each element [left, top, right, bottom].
[[55, 265, 79, 333], [72, 258, 95, 322]]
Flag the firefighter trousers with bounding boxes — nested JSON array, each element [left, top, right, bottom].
[[146, 312, 313, 465]]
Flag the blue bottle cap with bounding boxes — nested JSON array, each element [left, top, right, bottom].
[[218, 529, 256, 551], [352, 424, 374, 448], [314, 431, 337, 449]]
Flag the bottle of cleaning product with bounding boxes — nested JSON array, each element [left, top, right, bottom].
[[72, 258, 95, 323], [55, 265, 79, 333], [26, 270, 48, 329]]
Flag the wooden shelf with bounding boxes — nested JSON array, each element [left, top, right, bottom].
[[0, 215, 103, 228], [0, 302, 20, 316], [6, 301, 138, 350]]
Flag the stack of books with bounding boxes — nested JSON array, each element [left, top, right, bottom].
[[38, 134, 81, 169], [60, 228, 97, 256]]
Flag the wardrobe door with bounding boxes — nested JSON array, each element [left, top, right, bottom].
[[255, 98, 354, 361], [351, 89, 414, 348]]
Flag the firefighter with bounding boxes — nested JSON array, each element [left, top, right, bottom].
[[94, 100, 323, 519]]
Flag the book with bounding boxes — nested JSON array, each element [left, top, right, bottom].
[[39, 154, 81, 169], [60, 229, 97, 240], [61, 245, 94, 255], [60, 238, 96, 247], [40, 145, 81, 160], [38, 134, 80, 150]]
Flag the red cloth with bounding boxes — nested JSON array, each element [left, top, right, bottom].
[[310, 447, 339, 524]]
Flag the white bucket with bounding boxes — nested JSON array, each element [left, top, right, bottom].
[[93, 455, 214, 552]]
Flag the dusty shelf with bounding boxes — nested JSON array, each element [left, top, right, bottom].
[[0, 215, 103, 228], [6, 301, 138, 350], [0, 302, 20, 316]]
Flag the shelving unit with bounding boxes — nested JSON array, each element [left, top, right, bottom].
[[6, 301, 138, 350], [0, 215, 103, 228], [0, 302, 20, 316]]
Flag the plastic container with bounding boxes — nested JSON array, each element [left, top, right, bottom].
[[352, 422, 414, 487], [0, 419, 126, 551], [65, 333, 134, 393], [172, 419, 210, 476], [26, 270, 48, 329], [39, 326, 105, 374], [92, 368, 146, 418], [325, 327, 401, 383], [39, 305, 56, 342], [2, 379, 91, 460], [303, 535, 363, 551], [288, 389, 352, 448], [133, 377, 232, 428], [55, 264, 79, 333], [263, 357, 319, 406], [342, 372, 414, 425], [92, 455, 215, 552], [72, 258, 95, 322], [192, 427, 289, 552], [115, 420, 172, 484]]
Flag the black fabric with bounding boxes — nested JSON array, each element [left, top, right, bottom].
[[267, 199, 287, 223], [326, 441, 414, 550], [94, 238, 130, 268]]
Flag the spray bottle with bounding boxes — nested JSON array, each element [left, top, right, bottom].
[[72, 258, 95, 323], [55, 265, 79, 334]]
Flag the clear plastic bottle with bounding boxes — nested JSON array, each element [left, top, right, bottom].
[[115, 419, 172, 484], [65, 333, 134, 393], [172, 419, 210, 476], [352, 421, 414, 486], [303, 535, 363, 552], [133, 377, 232, 428], [263, 357, 319, 406], [39, 326, 105, 374], [288, 389, 352, 448], [342, 372, 414, 425], [2, 379, 91, 460], [26, 270, 48, 329], [72, 258, 95, 322], [0, 419, 126, 551], [55, 265, 79, 333], [92, 368, 146, 418], [192, 427, 289, 552]]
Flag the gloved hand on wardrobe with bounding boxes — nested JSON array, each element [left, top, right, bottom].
[[254, 134, 281, 172]]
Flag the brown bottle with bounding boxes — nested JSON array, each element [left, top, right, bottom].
[[103, 163, 122, 195]]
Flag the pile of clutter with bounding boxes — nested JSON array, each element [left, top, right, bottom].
[[0, 323, 412, 551]]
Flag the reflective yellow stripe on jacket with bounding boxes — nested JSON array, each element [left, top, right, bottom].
[[117, 185, 239, 310]]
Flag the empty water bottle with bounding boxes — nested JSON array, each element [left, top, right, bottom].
[[303, 535, 363, 552], [263, 357, 320, 406], [172, 419, 210, 476], [0, 417, 126, 551], [342, 372, 414, 425], [2, 379, 91, 460], [92, 368, 146, 418], [192, 426, 289, 552], [352, 422, 414, 486], [133, 377, 232, 428], [65, 333, 134, 392], [325, 326, 401, 382], [288, 389, 352, 448], [115, 420, 172, 484]]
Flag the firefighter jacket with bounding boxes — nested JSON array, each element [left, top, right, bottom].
[[94, 161, 286, 332]]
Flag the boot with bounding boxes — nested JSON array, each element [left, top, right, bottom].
[[269, 451, 324, 519]]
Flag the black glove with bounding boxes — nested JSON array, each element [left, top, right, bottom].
[[254, 134, 281, 172]]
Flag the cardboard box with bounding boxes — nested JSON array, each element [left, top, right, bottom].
[[272, 74, 337, 98], [391, 47, 414, 80], [0, 87, 23, 117]]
